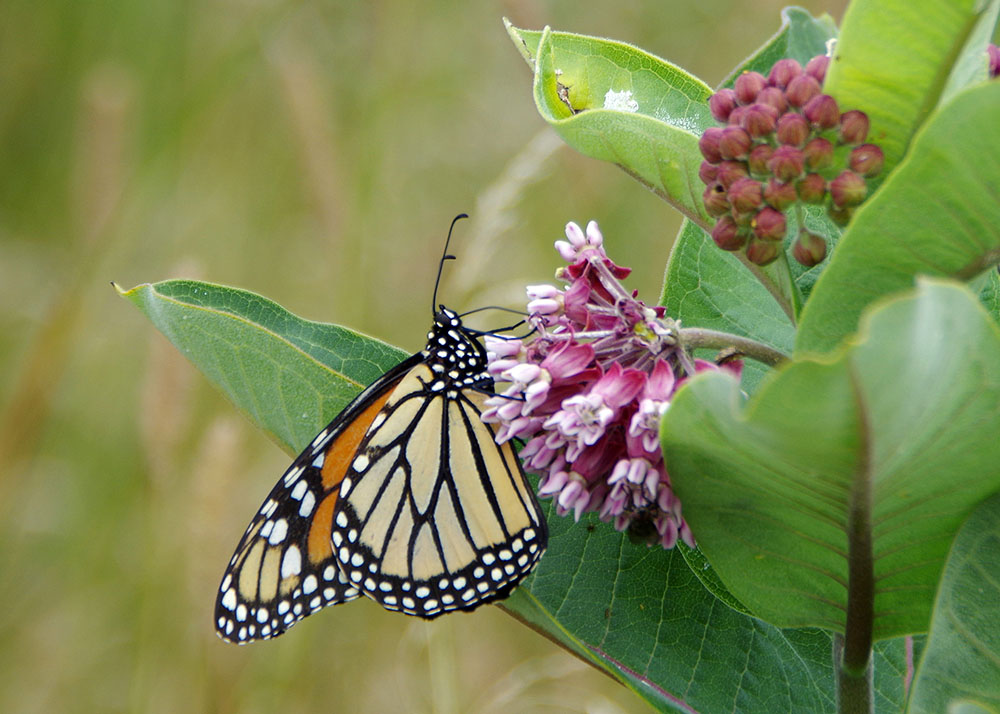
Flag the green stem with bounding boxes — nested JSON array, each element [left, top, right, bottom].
[[739, 249, 803, 324], [678, 327, 789, 367], [691, 217, 804, 324]]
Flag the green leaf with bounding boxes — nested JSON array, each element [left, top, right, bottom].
[[661, 280, 1000, 641], [981, 269, 1000, 325], [908, 492, 1000, 713], [940, 0, 1000, 104], [513, 494, 919, 713], [796, 81, 1000, 355], [510, 498, 907, 713], [117, 279, 408, 453], [504, 21, 715, 224], [824, 0, 994, 175]]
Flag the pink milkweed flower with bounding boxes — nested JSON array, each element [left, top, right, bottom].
[[482, 221, 744, 550]]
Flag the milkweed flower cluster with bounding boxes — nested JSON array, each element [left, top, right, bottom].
[[482, 221, 741, 550], [699, 54, 885, 267]]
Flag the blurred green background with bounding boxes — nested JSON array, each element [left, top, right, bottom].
[[0, 1, 845, 712]]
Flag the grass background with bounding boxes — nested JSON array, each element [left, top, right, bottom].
[[0, 1, 845, 712]]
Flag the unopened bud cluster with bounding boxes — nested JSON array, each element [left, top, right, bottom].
[[990, 44, 1000, 78], [699, 55, 884, 267]]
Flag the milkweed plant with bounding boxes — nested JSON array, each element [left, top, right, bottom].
[[121, 2, 1000, 713]]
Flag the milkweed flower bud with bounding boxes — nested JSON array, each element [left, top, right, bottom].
[[699, 161, 719, 185], [805, 54, 830, 84], [830, 170, 867, 207], [803, 94, 840, 130], [711, 215, 746, 250], [767, 145, 805, 182], [768, 58, 803, 89], [700, 52, 885, 264], [756, 86, 788, 114], [747, 144, 774, 177], [719, 126, 752, 160], [838, 110, 870, 145], [702, 183, 730, 217], [763, 178, 797, 211], [727, 105, 748, 127], [776, 112, 810, 147], [849, 144, 884, 177], [745, 237, 781, 266], [734, 71, 767, 104], [989, 44, 1000, 78], [792, 230, 827, 267], [715, 160, 749, 189], [709, 88, 738, 122], [752, 206, 787, 241], [797, 173, 827, 203], [803, 137, 834, 170], [785, 74, 822, 108], [699, 126, 724, 163], [741, 104, 778, 138], [728, 177, 764, 213]]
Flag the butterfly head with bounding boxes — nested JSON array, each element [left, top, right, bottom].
[[424, 306, 490, 392]]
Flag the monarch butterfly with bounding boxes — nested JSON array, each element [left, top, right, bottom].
[[215, 217, 548, 644]]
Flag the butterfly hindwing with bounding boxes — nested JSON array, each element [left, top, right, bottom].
[[214, 354, 421, 643]]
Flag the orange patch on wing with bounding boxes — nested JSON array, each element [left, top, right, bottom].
[[319, 388, 396, 489], [307, 492, 339, 563]]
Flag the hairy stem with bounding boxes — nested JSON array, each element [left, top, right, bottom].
[[678, 328, 789, 367]]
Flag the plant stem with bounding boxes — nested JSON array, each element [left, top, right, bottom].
[[833, 634, 873, 714], [678, 328, 789, 367], [736, 249, 803, 325]]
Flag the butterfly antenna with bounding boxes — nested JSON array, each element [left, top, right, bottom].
[[431, 213, 468, 315]]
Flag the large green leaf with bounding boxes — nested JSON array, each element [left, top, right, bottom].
[[796, 81, 1000, 355], [661, 280, 1000, 641], [908, 492, 1000, 713], [122, 277, 915, 713], [118, 280, 408, 453], [505, 21, 715, 224], [507, 499, 913, 714], [824, 0, 995, 175]]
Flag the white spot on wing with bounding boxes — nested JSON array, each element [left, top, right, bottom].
[[268, 519, 288, 545], [298, 490, 316, 517], [281, 545, 302, 578]]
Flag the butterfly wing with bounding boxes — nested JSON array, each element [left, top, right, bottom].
[[332, 362, 548, 618], [214, 353, 423, 643]]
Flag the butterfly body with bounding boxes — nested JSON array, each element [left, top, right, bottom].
[[215, 307, 547, 643]]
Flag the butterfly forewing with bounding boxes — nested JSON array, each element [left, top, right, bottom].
[[331, 310, 548, 617], [214, 354, 421, 643]]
